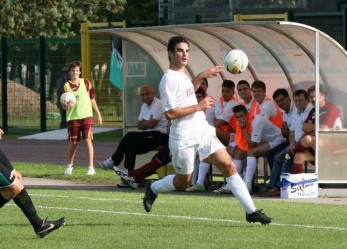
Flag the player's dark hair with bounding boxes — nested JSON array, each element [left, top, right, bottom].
[[68, 61, 82, 72], [233, 104, 248, 114], [222, 80, 235, 89], [237, 80, 250, 89], [168, 36, 189, 53], [293, 89, 308, 99], [307, 85, 315, 95], [273, 88, 289, 100], [195, 87, 206, 97], [251, 80, 266, 91]]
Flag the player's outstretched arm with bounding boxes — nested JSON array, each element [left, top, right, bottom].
[[164, 96, 214, 120], [192, 66, 224, 90]]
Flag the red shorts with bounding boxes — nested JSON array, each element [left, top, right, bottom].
[[67, 117, 93, 143]]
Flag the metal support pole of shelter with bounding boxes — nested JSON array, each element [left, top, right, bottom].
[[315, 31, 319, 176]]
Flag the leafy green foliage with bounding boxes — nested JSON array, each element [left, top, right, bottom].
[[0, 0, 126, 38]]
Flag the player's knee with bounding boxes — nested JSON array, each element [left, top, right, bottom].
[[173, 176, 191, 190]]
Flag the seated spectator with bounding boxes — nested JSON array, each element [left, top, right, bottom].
[[213, 80, 254, 194], [214, 80, 239, 145], [260, 88, 298, 197], [97, 85, 169, 171], [307, 85, 342, 129], [290, 107, 316, 174], [233, 105, 286, 192], [251, 80, 283, 129], [287, 89, 314, 173], [113, 143, 171, 189]]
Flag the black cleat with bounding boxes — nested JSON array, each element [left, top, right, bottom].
[[246, 209, 272, 225], [143, 180, 157, 212], [36, 217, 66, 238]]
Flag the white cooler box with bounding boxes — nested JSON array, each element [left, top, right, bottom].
[[280, 173, 318, 199]]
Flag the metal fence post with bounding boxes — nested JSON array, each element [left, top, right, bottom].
[[1, 37, 8, 132], [40, 36, 46, 132]]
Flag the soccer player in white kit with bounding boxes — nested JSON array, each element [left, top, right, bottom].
[[142, 35, 272, 224]]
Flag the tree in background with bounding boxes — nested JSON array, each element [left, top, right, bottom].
[[0, 0, 126, 38]]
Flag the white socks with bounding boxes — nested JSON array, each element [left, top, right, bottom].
[[196, 162, 210, 186], [151, 175, 176, 194], [233, 159, 244, 176], [225, 174, 256, 214], [244, 156, 257, 191]]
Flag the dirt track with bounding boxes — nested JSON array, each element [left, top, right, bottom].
[[1, 138, 117, 166]]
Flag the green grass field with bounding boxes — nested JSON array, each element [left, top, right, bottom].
[[2, 163, 347, 248], [1, 188, 346, 249]]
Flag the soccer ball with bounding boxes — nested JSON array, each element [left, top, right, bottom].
[[60, 92, 76, 108], [223, 49, 249, 74]]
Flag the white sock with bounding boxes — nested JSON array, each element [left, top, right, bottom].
[[244, 156, 257, 191], [191, 156, 200, 185], [233, 159, 244, 175], [225, 174, 256, 214], [151, 175, 176, 194], [196, 162, 210, 185], [66, 163, 73, 168]]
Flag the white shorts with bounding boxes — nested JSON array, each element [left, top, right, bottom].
[[169, 126, 224, 174]]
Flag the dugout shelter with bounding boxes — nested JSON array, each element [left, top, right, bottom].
[[87, 21, 347, 191]]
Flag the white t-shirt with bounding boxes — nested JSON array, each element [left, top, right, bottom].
[[251, 116, 286, 149], [283, 101, 297, 129], [138, 97, 168, 134], [254, 98, 279, 119], [290, 102, 314, 142], [205, 107, 215, 126], [159, 69, 209, 149], [214, 98, 239, 123]]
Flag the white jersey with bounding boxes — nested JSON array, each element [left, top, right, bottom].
[[214, 98, 239, 123], [138, 97, 168, 134], [253, 98, 279, 119], [205, 107, 215, 126], [290, 102, 314, 142], [160, 69, 209, 149], [251, 116, 286, 149], [283, 101, 297, 129]]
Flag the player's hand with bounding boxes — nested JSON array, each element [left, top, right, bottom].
[[204, 66, 224, 78], [0, 128, 4, 139], [198, 96, 215, 110], [62, 102, 74, 110], [226, 145, 235, 156], [237, 116, 247, 128]]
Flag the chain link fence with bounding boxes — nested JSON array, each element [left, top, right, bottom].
[[0, 37, 122, 135]]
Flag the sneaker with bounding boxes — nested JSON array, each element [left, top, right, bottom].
[[97, 157, 114, 170], [36, 217, 66, 238], [64, 165, 73, 175], [143, 180, 157, 213], [263, 187, 280, 197], [246, 209, 273, 225], [113, 165, 128, 177], [120, 175, 138, 189], [117, 182, 131, 188], [186, 184, 205, 192], [257, 186, 272, 196], [213, 185, 231, 194], [87, 167, 96, 175]]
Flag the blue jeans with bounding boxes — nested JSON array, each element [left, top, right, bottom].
[[267, 141, 289, 171], [269, 145, 293, 188]]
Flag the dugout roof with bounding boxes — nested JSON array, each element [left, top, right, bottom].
[[99, 21, 347, 126], [90, 21, 347, 185]]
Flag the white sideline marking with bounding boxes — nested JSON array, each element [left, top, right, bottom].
[[9, 203, 346, 232], [26, 194, 347, 231], [38, 206, 347, 231]]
